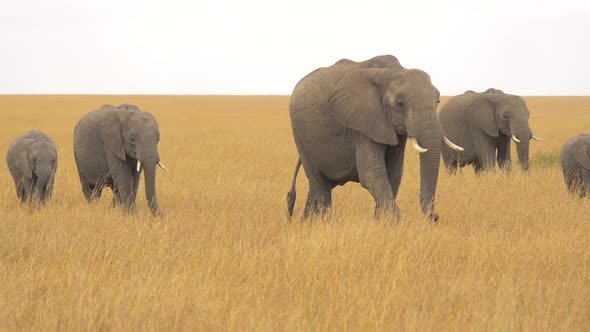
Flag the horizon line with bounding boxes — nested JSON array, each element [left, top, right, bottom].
[[1, 94, 589, 97]]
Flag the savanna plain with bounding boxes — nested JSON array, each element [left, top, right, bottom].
[[0, 95, 589, 331]]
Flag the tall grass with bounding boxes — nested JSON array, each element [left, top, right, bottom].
[[0, 96, 588, 330]]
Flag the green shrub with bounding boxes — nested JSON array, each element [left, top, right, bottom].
[[530, 151, 561, 168]]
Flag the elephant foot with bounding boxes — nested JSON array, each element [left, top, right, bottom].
[[374, 203, 400, 222], [150, 207, 162, 217], [428, 213, 439, 223]]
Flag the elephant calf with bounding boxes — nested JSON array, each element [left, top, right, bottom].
[[73, 104, 168, 216], [561, 134, 590, 196], [439, 88, 541, 173], [6, 129, 58, 203]]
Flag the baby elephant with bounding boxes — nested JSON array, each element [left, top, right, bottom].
[[561, 134, 590, 196], [6, 129, 58, 203]]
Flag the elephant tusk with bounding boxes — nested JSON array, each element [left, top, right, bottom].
[[409, 137, 427, 153], [511, 134, 521, 143], [443, 136, 464, 152], [531, 135, 542, 141], [157, 162, 170, 172], [136, 160, 142, 172]]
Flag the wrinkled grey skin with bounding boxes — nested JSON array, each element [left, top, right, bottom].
[[440, 89, 535, 173], [74, 104, 162, 216], [288, 55, 443, 221], [561, 134, 590, 196], [6, 129, 57, 203]]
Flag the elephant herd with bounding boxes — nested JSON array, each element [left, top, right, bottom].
[[286, 54, 588, 221], [6, 104, 168, 216], [3, 54, 589, 220]]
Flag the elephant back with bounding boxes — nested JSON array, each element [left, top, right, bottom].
[[73, 105, 124, 181], [439, 93, 480, 156], [290, 66, 351, 116], [290, 55, 404, 118]]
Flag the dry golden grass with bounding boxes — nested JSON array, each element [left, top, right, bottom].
[[0, 95, 589, 330]]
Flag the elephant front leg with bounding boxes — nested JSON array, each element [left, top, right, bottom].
[[442, 149, 459, 174], [106, 154, 135, 211], [385, 136, 406, 199], [356, 137, 399, 220], [497, 136, 512, 171], [472, 130, 497, 172]]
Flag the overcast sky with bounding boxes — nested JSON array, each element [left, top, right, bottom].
[[1, 0, 589, 95]]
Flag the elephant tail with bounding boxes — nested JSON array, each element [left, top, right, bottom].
[[287, 159, 302, 216]]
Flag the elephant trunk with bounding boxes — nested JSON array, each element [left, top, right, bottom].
[[143, 162, 159, 216], [516, 141, 530, 172], [409, 112, 442, 220], [32, 169, 51, 203], [511, 125, 531, 171]]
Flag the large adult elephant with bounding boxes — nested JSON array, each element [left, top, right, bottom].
[[439, 89, 541, 173], [287, 55, 463, 221], [73, 104, 168, 216], [561, 134, 590, 196], [6, 129, 57, 203]]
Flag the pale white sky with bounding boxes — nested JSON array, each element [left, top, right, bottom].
[[1, 0, 589, 95]]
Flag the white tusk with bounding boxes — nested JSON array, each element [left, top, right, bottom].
[[531, 135, 542, 141], [409, 137, 427, 153], [136, 160, 142, 172], [443, 136, 464, 152], [157, 162, 170, 172], [512, 134, 521, 143]]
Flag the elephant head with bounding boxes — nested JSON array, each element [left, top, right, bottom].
[[22, 140, 57, 202], [329, 68, 462, 216], [100, 107, 167, 215], [466, 93, 541, 171]]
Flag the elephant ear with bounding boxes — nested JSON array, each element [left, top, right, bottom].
[[329, 72, 398, 146], [99, 112, 126, 160], [574, 139, 590, 170], [466, 95, 499, 137]]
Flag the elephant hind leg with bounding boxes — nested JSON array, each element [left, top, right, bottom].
[[303, 181, 333, 219], [17, 178, 33, 202], [582, 169, 590, 197], [79, 173, 101, 203], [15, 182, 27, 202], [564, 167, 584, 197], [85, 183, 103, 202]]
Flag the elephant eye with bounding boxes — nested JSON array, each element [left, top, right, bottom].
[[396, 101, 404, 108]]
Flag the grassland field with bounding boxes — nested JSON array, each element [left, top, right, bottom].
[[0, 95, 589, 330]]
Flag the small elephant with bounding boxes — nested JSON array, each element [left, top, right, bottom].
[[439, 89, 541, 173], [73, 104, 168, 216], [6, 129, 58, 203], [561, 134, 590, 196], [287, 55, 463, 221]]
